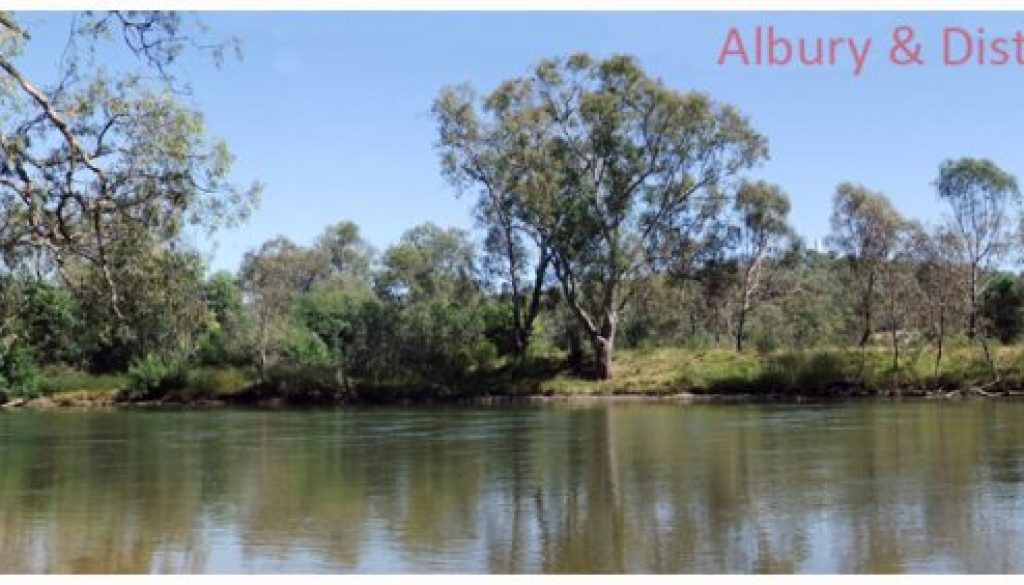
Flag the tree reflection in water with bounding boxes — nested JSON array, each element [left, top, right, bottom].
[[1, 402, 1024, 573]]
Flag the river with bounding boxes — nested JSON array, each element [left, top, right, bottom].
[[2, 400, 1024, 573]]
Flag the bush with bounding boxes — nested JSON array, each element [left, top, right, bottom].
[[125, 354, 189, 401], [0, 343, 42, 399], [761, 350, 852, 394], [260, 363, 343, 403], [282, 325, 332, 366], [39, 366, 126, 395], [187, 367, 254, 397], [398, 300, 498, 382]]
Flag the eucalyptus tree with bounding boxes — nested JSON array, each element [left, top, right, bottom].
[[878, 220, 922, 371], [935, 158, 1020, 340], [315, 220, 375, 285], [934, 158, 1020, 381], [450, 54, 765, 378], [434, 83, 554, 360], [239, 237, 328, 375], [0, 12, 259, 321], [730, 180, 792, 351], [910, 226, 964, 376], [827, 183, 906, 348], [376, 223, 480, 304], [74, 240, 210, 370]]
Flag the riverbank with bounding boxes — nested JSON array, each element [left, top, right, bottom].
[[5, 344, 1024, 410]]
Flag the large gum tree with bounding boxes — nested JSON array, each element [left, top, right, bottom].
[[0, 12, 260, 323], [437, 53, 765, 379]]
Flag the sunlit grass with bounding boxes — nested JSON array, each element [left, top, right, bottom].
[[39, 367, 127, 396], [30, 340, 1024, 405], [516, 342, 1024, 396]]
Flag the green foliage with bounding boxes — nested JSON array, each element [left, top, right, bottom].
[[0, 343, 41, 399], [18, 282, 84, 367], [980, 275, 1024, 343], [78, 246, 212, 372], [4, 36, 1024, 402], [282, 325, 332, 367], [125, 354, 189, 401], [376, 223, 480, 303], [38, 366, 127, 395], [478, 300, 520, 357], [397, 300, 498, 382], [757, 350, 853, 394], [259, 364, 343, 403], [186, 367, 253, 397], [197, 271, 253, 366]]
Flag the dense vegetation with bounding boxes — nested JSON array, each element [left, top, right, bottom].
[[3, 12, 1024, 405]]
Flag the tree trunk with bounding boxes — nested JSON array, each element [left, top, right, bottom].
[[890, 327, 899, 371], [889, 289, 899, 372], [967, 264, 977, 339], [591, 312, 617, 380], [567, 325, 583, 373], [859, 272, 875, 347], [934, 305, 945, 377], [735, 306, 747, 352], [980, 334, 999, 382], [592, 334, 613, 380], [514, 250, 550, 363]]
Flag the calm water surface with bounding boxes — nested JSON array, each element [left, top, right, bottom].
[[2, 401, 1024, 573]]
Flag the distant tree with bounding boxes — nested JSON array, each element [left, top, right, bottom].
[[730, 180, 792, 351], [239, 237, 326, 376], [315, 220, 375, 284], [935, 157, 1020, 380], [910, 226, 965, 376], [17, 280, 83, 366], [878, 221, 920, 371], [376, 223, 479, 303], [827, 183, 906, 348], [980, 274, 1024, 344], [936, 158, 1020, 324], [197, 270, 251, 365], [73, 240, 210, 371]]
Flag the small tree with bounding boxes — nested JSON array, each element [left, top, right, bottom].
[[935, 157, 1021, 380], [979, 275, 1024, 344], [239, 237, 328, 376], [730, 180, 792, 351], [827, 183, 906, 348], [909, 226, 966, 377]]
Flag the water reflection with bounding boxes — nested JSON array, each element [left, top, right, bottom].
[[1, 401, 1024, 573]]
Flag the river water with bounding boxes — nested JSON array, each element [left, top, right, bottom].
[[2, 401, 1024, 573]]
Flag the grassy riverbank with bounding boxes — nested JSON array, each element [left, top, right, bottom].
[[7, 343, 1024, 409]]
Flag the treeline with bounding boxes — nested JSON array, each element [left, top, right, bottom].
[[3, 181, 1024, 399], [4, 33, 1024, 400]]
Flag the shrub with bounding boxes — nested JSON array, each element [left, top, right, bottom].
[[761, 350, 851, 394], [187, 367, 254, 397], [260, 364, 342, 403], [0, 343, 42, 399], [125, 354, 189, 401], [282, 325, 332, 366], [38, 366, 126, 395]]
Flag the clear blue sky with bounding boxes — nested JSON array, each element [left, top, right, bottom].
[[16, 12, 1024, 272]]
